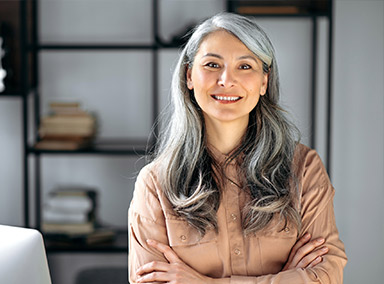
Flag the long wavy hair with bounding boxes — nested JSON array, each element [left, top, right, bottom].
[[152, 12, 301, 236]]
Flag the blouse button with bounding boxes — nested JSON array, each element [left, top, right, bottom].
[[231, 213, 237, 221], [180, 235, 187, 241], [234, 249, 241, 255]]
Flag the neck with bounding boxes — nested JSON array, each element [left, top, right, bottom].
[[204, 117, 248, 155]]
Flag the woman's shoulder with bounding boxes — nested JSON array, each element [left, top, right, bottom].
[[134, 161, 163, 196], [130, 161, 168, 223], [136, 161, 159, 182], [293, 143, 331, 191]]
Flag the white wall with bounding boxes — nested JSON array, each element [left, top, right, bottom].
[[0, 0, 383, 283], [332, 0, 384, 283]]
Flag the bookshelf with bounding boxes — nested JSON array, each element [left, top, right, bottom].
[[25, 0, 180, 253], [10, 0, 333, 255]]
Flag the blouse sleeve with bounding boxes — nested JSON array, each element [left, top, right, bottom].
[[229, 147, 348, 283], [128, 165, 170, 284]]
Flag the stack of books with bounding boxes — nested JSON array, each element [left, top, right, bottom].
[[35, 102, 97, 150], [42, 188, 115, 245]]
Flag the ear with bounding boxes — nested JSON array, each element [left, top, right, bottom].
[[260, 72, 269, 96], [186, 66, 194, 90]]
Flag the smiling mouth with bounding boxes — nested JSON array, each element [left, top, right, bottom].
[[212, 95, 242, 102]]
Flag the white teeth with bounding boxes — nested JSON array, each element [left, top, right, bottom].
[[214, 96, 240, 101]]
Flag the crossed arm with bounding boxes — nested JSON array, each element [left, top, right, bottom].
[[134, 233, 329, 284]]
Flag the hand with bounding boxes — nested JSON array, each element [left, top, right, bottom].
[[282, 233, 329, 271], [136, 239, 217, 284]]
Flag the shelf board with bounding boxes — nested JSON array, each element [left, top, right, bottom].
[[0, 91, 23, 97], [0, 87, 25, 97], [45, 230, 128, 253], [0, 87, 37, 97], [29, 42, 182, 51], [28, 138, 154, 156]]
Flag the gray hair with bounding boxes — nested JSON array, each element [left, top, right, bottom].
[[153, 12, 301, 235]]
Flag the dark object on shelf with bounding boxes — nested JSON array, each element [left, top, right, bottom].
[[45, 228, 116, 246], [229, 0, 330, 16], [45, 230, 127, 253], [75, 267, 127, 284]]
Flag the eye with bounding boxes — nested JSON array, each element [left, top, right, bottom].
[[239, 64, 252, 70], [205, 62, 220, 68]]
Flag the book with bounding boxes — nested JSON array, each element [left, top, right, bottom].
[[39, 126, 95, 137], [42, 188, 98, 235], [35, 102, 97, 150], [41, 114, 95, 127], [34, 139, 91, 151], [43, 210, 89, 224], [42, 222, 94, 235], [237, 6, 300, 15], [49, 102, 85, 115]]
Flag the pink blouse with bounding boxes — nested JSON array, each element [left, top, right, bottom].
[[128, 144, 347, 283]]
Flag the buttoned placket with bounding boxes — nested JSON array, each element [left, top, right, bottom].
[[224, 164, 247, 275]]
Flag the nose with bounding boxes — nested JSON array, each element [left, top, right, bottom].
[[217, 68, 236, 88]]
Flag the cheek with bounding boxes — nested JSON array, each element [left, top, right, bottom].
[[192, 71, 216, 89], [246, 77, 264, 94]]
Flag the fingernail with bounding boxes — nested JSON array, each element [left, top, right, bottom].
[[317, 238, 325, 244], [304, 233, 310, 239], [321, 247, 328, 252], [146, 239, 153, 244]]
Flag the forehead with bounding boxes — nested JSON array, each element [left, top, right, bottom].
[[197, 30, 253, 56]]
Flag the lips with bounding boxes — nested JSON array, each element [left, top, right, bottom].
[[211, 95, 242, 102]]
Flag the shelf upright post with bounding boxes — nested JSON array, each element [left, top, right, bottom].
[[311, 15, 318, 150], [152, 0, 159, 141], [226, 0, 235, 13], [32, 0, 42, 230], [20, 0, 30, 228], [326, 0, 334, 177]]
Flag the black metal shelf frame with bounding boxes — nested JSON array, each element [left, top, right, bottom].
[[20, 0, 165, 252], [17, 0, 334, 252]]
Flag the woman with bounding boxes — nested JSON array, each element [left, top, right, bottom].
[[129, 12, 347, 283]]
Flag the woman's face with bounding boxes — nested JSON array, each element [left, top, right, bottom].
[[187, 30, 268, 126]]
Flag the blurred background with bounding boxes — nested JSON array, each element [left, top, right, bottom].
[[0, 0, 382, 283]]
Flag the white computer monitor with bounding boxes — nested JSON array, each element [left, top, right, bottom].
[[0, 225, 52, 284]]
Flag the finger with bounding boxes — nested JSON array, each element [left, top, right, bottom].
[[288, 237, 325, 269], [137, 271, 169, 283], [147, 239, 181, 263], [286, 233, 311, 265], [307, 256, 323, 268], [296, 246, 329, 268], [136, 261, 170, 276]]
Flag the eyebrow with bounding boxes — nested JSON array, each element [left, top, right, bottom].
[[203, 53, 223, 59], [203, 53, 258, 63]]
